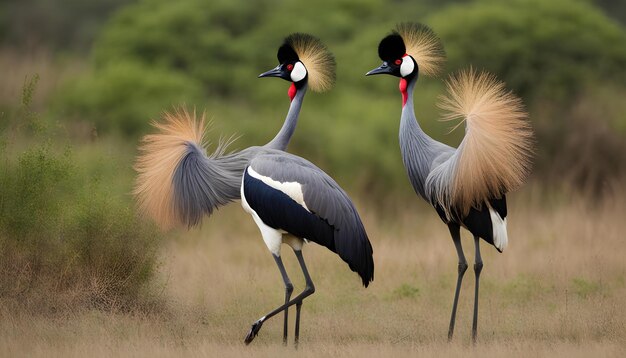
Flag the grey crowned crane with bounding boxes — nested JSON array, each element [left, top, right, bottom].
[[133, 33, 374, 347], [241, 35, 374, 347], [366, 23, 533, 343]]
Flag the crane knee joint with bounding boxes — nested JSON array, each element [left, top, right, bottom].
[[306, 284, 315, 295], [474, 262, 483, 274], [285, 283, 294, 294], [458, 262, 469, 275]]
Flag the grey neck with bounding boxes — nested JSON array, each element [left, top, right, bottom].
[[265, 83, 307, 151], [399, 76, 442, 199], [400, 77, 428, 139]]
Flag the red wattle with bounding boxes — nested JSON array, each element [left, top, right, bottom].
[[288, 83, 297, 101], [399, 78, 408, 107]]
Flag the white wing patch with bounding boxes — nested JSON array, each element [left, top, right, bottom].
[[489, 206, 508, 252], [247, 167, 310, 211], [241, 172, 283, 255]]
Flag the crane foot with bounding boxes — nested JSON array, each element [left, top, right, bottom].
[[244, 320, 264, 345]]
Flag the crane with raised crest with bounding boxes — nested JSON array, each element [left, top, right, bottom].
[[366, 23, 533, 343]]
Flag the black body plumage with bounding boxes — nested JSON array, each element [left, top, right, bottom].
[[434, 196, 507, 251], [243, 168, 374, 287]]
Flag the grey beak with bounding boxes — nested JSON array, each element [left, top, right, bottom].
[[259, 65, 283, 78], [366, 62, 393, 76]]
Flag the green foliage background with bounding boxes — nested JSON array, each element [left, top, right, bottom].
[[52, 0, 626, 193]]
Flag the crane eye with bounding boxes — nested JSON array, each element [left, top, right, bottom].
[[394, 59, 402, 65], [286, 64, 294, 71]]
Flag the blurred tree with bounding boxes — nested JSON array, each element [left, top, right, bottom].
[[430, 0, 626, 101], [58, 61, 204, 135], [92, 0, 271, 96], [0, 0, 136, 52], [594, 0, 626, 25]]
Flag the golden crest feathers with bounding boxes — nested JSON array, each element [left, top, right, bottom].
[[286, 33, 336, 92], [435, 67, 534, 215], [395, 23, 446, 77]]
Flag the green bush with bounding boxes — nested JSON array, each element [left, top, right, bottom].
[[92, 0, 269, 96], [58, 61, 204, 136], [0, 82, 162, 312], [430, 0, 626, 101], [0, 0, 135, 51], [571, 277, 601, 299]]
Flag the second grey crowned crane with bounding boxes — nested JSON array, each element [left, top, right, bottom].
[[133, 33, 374, 347], [366, 23, 533, 343]]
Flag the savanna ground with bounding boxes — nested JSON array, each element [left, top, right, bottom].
[[2, 186, 625, 357]]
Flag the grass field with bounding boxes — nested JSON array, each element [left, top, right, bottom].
[[1, 186, 625, 357]]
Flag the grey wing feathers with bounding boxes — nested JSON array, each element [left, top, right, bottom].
[[250, 152, 374, 286], [251, 152, 353, 229]]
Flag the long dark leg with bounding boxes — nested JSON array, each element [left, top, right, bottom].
[[472, 236, 483, 344], [293, 250, 314, 348], [295, 302, 303, 348], [272, 254, 294, 346], [448, 224, 468, 342], [244, 251, 315, 345]]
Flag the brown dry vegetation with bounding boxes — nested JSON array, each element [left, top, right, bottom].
[[1, 185, 625, 357]]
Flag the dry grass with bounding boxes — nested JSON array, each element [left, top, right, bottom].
[[1, 187, 626, 357]]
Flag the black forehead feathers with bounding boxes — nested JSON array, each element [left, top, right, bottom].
[[378, 33, 406, 62], [277, 41, 299, 63]]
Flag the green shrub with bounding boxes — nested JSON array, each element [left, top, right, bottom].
[[571, 277, 601, 299], [0, 82, 162, 313], [0, 0, 136, 51], [92, 0, 268, 96], [392, 283, 420, 299], [430, 0, 626, 101], [58, 61, 204, 136]]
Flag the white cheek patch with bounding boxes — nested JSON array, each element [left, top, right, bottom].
[[400, 56, 415, 77], [290, 61, 307, 82]]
